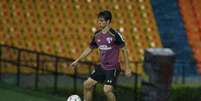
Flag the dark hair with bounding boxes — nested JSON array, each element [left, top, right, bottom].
[[98, 10, 112, 23]]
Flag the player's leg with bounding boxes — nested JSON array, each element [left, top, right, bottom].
[[104, 84, 116, 101], [83, 77, 97, 101], [84, 65, 105, 101], [103, 69, 120, 101]]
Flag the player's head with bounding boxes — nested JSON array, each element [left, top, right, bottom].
[[97, 10, 112, 29]]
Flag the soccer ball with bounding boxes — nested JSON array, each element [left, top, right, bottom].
[[67, 95, 81, 101]]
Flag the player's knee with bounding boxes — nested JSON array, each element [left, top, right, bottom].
[[103, 85, 113, 94], [83, 80, 94, 90], [84, 80, 91, 89]]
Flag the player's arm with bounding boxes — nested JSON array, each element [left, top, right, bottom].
[[122, 46, 132, 77], [71, 47, 94, 68], [113, 29, 131, 77], [71, 32, 98, 68], [73, 47, 93, 63]]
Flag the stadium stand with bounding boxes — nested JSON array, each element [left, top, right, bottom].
[[0, 0, 162, 74], [178, 0, 201, 74], [151, 0, 198, 76]]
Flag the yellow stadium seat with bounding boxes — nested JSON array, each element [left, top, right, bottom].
[[0, 0, 162, 74]]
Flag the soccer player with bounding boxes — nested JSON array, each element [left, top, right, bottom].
[[71, 10, 131, 101]]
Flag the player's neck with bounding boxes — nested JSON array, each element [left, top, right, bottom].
[[101, 25, 110, 34]]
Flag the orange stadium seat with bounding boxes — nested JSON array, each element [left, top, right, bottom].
[[179, 0, 201, 74]]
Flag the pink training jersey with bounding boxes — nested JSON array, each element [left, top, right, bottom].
[[89, 28, 125, 70]]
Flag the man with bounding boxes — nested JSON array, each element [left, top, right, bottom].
[[71, 10, 131, 101]]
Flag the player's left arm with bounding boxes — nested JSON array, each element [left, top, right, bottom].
[[114, 30, 132, 77], [122, 46, 132, 77]]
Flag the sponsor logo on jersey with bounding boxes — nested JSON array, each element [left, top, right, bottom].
[[98, 45, 112, 50], [106, 37, 113, 44]]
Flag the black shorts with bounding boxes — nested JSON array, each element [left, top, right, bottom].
[[90, 65, 120, 85]]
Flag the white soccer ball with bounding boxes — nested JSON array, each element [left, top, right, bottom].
[[67, 95, 81, 101]]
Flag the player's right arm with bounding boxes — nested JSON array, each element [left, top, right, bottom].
[[70, 47, 94, 68], [71, 31, 99, 69]]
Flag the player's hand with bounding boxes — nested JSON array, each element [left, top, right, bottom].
[[125, 68, 132, 77], [70, 61, 78, 70]]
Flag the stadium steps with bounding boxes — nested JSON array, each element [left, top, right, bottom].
[[151, 0, 198, 76], [178, 0, 201, 74]]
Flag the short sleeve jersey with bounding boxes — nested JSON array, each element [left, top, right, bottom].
[[89, 28, 125, 70]]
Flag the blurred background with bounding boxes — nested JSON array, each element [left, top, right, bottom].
[[0, 0, 201, 101]]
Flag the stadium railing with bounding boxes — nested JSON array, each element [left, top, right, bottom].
[[0, 44, 140, 101]]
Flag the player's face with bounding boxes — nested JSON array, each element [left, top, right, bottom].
[[97, 17, 110, 29]]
